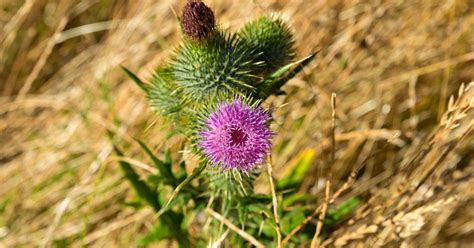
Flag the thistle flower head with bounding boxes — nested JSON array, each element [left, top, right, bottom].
[[181, 0, 216, 40], [198, 99, 272, 171]]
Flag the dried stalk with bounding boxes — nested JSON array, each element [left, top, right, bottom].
[[267, 153, 282, 248], [310, 180, 331, 248], [206, 208, 265, 248]]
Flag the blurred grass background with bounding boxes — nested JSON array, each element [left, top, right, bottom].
[[1, 0, 473, 247]]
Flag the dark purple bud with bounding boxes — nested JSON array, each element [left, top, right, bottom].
[[181, 0, 216, 40]]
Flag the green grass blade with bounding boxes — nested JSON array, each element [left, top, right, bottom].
[[113, 145, 161, 211], [277, 148, 315, 190], [269, 52, 316, 89], [258, 51, 317, 98], [136, 139, 177, 186]]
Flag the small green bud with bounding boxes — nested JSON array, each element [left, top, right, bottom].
[[181, 0, 216, 40], [239, 15, 295, 75], [170, 31, 262, 108]]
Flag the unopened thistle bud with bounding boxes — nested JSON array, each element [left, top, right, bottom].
[[239, 15, 295, 74], [181, 0, 216, 40]]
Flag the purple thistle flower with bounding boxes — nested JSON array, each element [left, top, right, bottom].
[[199, 99, 272, 171]]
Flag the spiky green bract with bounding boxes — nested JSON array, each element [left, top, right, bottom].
[[170, 31, 264, 109], [121, 65, 188, 126], [147, 67, 183, 116], [207, 168, 258, 217], [208, 168, 257, 198], [239, 15, 295, 76]]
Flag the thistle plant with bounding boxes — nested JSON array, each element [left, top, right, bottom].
[[117, 1, 358, 247]]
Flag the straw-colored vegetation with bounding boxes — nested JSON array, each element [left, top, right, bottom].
[[1, 0, 473, 247]]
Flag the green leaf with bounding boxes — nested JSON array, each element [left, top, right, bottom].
[[120, 66, 148, 92], [282, 192, 308, 208], [136, 139, 176, 186], [108, 133, 190, 247], [158, 162, 207, 216], [123, 197, 145, 209], [277, 148, 315, 190], [241, 193, 272, 205], [238, 205, 249, 228], [247, 203, 272, 218], [261, 219, 276, 238], [0, 197, 10, 214], [280, 207, 306, 235], [325, 196, 362, 226], [138, 211, 187, 246], [258, 52, 317, 98], [268, 56, 309, 79], [176, 161, 188, 180], [272, 52, 316, 80], [113, 145, 161, 211], [164, 149, 172, 165], [145, 174, 163, 187], [138, 220, 174, 245], [222, 191, 233, 217]]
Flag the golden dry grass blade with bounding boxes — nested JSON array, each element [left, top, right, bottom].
[[206, 208, 265, 248], [266, 153, 282, 248]]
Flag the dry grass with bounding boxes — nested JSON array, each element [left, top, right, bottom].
[[1, 0, 473, 247]]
